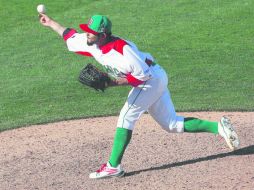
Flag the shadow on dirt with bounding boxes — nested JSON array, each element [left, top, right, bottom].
[[125, 145, 254, 177]]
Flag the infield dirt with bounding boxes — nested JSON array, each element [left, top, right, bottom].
[[1, 112, 253, 190]]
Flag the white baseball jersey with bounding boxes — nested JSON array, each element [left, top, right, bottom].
[[64, 29, 155, 87], [63, 29, 184, 132]]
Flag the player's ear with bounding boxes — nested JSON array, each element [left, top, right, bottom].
[[100, 33, 107, 40]]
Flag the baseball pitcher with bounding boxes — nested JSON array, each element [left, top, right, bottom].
[[39, 13, 240, 179]]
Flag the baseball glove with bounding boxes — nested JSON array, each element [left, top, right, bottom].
[[78, 63, 112, 92]]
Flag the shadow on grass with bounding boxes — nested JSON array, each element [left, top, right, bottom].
[[125, 145, 254, 177]]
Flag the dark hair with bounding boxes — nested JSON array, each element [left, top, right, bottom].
[[98, 32, 112, 39]]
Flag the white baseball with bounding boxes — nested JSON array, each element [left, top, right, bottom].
[[37, 4, 46, 14]]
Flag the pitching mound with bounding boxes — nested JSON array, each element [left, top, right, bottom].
[[1, 112, 253, 190]]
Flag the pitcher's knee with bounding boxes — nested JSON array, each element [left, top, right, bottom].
[[163, 116, 184, 133], [117, 117, 136, 130]]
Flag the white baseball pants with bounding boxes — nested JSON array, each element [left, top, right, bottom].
[[117, 64, 184, 132]]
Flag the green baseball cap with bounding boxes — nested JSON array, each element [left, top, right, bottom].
[[79, 15, 112, 35]]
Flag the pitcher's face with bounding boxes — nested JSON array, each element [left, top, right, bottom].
[[86, 32, 99, 46]]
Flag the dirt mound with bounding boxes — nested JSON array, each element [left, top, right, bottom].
[[0, 112, 253, 190]]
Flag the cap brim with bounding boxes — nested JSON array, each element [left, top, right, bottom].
[[79, 24, 99, 35]]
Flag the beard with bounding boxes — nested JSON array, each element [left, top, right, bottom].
[[87, 37, 100, 46], [87, 41, 95, 46], [87, 33, 105, 46]]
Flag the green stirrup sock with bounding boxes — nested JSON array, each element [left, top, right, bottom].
[[184, 117, 218, 134], [109, 128, 132, 167]]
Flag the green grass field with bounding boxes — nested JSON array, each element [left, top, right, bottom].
[[0, 0, 253, 131]]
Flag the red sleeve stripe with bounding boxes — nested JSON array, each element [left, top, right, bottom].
[[126, 74, 144, 87], [75, 51, 93, 57], [63, 29, 77, 41]]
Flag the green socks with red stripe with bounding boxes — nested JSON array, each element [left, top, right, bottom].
[[184, 117, 218, 134], [109, 128, 132, 167]]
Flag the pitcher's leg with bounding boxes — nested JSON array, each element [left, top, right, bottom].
[[148, 89, 217, 134], [117, 87, 148, 130], [117, 82, 164, 130], [184, 117, 240, 150], [184, 117, 218, 134], [109, 128, 132, 167], [148, 89, 184, 133], [148, 89, 239, 150], [111, 83, 164, 167]]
